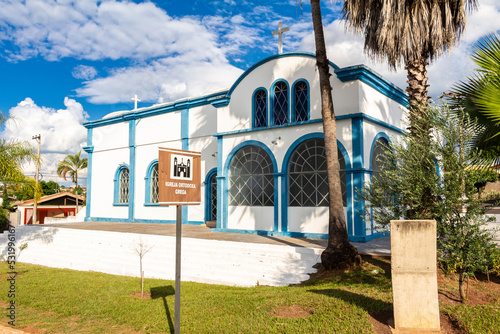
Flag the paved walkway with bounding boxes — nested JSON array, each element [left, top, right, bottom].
[[37, 221, 391, 256]]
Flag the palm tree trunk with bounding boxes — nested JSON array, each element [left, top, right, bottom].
[[311, 0, 360, 270], [75, 171, 79, 214], [405, 57, 430, 136]]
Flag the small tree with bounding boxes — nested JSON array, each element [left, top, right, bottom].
[[360, 105, 500, 302], [133, 239, 153, 298]]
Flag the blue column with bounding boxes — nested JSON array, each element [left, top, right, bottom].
[[181, 109, 189, 224], [83, 127, 93, 221], [351, 117, 369, 239], [128, 120, 136, 222]]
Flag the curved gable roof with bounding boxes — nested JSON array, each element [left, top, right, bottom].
[[224, 51, 408, 108]]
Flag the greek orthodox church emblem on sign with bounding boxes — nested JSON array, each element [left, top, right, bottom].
[[171, 154, 192, 180]]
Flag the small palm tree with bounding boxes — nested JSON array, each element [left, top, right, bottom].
[[450, 33, 500, 165], [57, 151, 88, 212]]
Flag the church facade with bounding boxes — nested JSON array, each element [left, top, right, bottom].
[[83, 52, 407, 242]]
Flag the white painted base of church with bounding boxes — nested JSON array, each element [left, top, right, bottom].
[[1, 225, 321, 287]]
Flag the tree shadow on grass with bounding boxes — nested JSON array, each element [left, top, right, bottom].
[[150, 286, 175, 334], [310, 288, 393, 326]]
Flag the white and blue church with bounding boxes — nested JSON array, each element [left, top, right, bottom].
[[83, 52, 407, 242]]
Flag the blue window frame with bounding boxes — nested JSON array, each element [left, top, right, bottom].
[[253, 89, 267, 128], [113, 164, 130, 205], [293, 80, 309, 122], [288, 138, 346, 207], [145, 160, 159, 205], [273, 81, 288, 126], [229, 145, 274, 206]]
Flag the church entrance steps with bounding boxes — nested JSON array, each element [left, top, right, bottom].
[[1, 224, 324, 286]]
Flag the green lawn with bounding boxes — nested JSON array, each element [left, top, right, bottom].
[[1, 257, 499, 333]]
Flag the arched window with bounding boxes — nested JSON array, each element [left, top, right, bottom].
[[288, 138, 346, 207], [145, 162, 159, 204], [371, 137, 389, 181], [229, 145, 274, 206], [116, 167, 130, 204], [293, 81, 308, 122], [273, 81, 288, 125], [254, 89, 267, 128]]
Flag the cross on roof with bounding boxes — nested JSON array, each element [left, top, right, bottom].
[[131, 94, 141, 110], [272, 21, 289, 54]]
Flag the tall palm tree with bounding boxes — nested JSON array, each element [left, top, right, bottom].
[[311, 0, 360, 270], [450, 33, 500, 164], [57, 151, 88, 212], [342, 0, 477, 133]]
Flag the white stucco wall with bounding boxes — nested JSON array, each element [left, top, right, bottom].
[[90, 148, 130, 219]]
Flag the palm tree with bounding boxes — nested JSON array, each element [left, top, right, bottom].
[[342, 0, 477, 134], [0, 113, 38, 185], [310, 0, 360, 270], [57, 151, 88, 212], [449, 33, 500, 164]]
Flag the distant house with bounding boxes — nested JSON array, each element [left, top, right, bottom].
[[12, 192, 85, 225]]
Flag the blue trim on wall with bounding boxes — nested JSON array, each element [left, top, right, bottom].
[[351, 117, 366, 238], [113, 163, 130, 206], [213, 113, 404, 139], [217, 137, 224, 229], [251, 87, 268, 128], [214, 119, 323, 138], [269, 79, 290, 126], [83, 90, 229, 129], [291, 79, 310, 122], [128, 120, 136, 221], [181, 108, 189, 224], [83, 127, 93, 220], [337, 141, 354, 238], [335, 65, 409, 107], [211, 228, 328, 240], [144, 159, 159, 205], [223, 140, 279, 232], [204, 168, 217, 223], [336, 113, 405, 134], [352, 117, 364, 169]]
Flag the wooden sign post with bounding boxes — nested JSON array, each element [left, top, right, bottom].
[[158, 148, 201, 334]]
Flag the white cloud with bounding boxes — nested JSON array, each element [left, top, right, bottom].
[[72, 65, 98, 80], [0, 0, 225, 62], [76, 55, 244, 104], [2, 97, 89, 181]]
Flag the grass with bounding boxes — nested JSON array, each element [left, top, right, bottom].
[[0, 257, 499, 333]]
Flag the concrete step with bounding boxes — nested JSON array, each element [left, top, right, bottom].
[[0, 225, 320, 287]]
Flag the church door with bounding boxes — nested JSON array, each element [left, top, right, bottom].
[[207, 173, 217, 227]]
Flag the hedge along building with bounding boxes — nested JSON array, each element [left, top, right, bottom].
[[83, 52, 407, 242]]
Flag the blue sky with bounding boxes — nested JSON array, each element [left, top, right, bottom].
[[1, 0, 499, 186]]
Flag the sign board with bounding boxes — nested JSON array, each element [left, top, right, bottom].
[[158, 147, 201, 205]]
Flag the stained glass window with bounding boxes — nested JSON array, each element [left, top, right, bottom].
[[119, 168, 129, 204]]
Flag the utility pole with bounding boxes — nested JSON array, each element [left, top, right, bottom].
[[32, 134, 41, 224]]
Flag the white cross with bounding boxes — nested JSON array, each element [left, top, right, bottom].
[[131, 94, 141, 110], [272, 21, 289, 54]]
